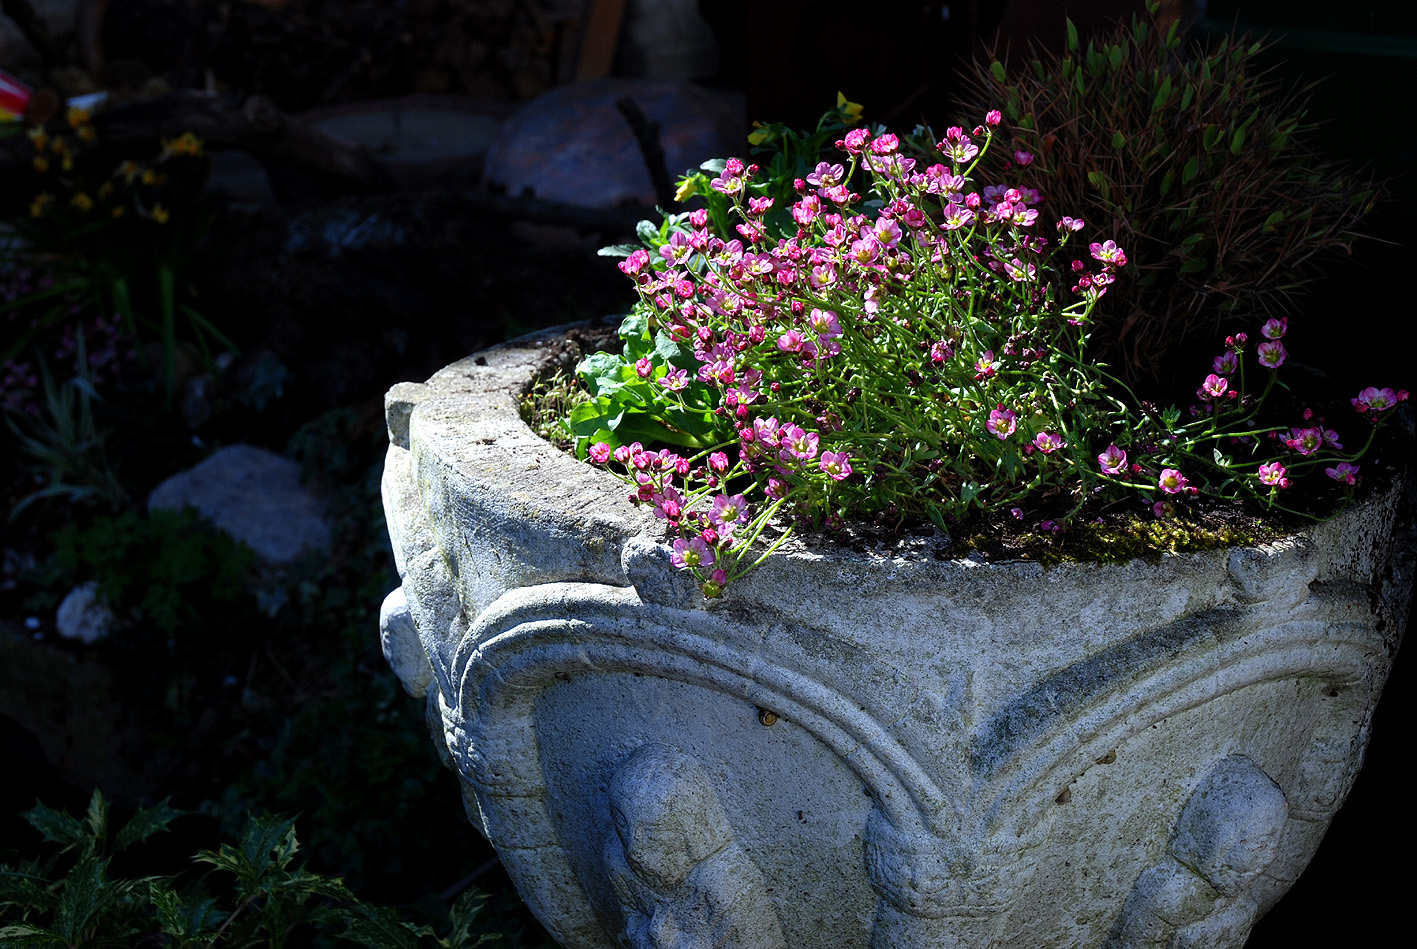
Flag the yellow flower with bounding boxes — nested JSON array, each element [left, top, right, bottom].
[[673, 176, 699, 203], [70, 192, 94, 212], [32, 155, 49, 173], [149, 204, 170, 224], [77, 125, 97, 142], [141, 168, 160, 186], [161, 132, 204, 159], [61, 155, 73, 172], [747, 121, 774, 146], [29, 193, 53, 217], [116, 160, 140, 183], [97, 181, 114, 199], [836, 91, 865, 124], [27, 127, 48, 151], [67, 107, 91, 129], [111, 205, 125, 219]]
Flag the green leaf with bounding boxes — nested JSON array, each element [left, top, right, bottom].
[[53, 857, 132, 946], [1086, 170, 1110, 200], [149, 882, 223, 945], [1262, 210, 1286, 231], [1181, 156, 1200, 185], [1107, 45, 1123, 71], [634, 219, 660, 245], [1229, 128, 1245, 154], [653, 330, 685, 366], [1161, 406, 1182, 428], [1159, 170, 1175, 197], [1065, 18, 1079, 52], [1202, 125, 1221, 150], [20, 802, 89, 853], [1213, 447, 1232, 467], [84, 790, 108, 848], [1150, 76, 1172, 114], [618, 309, 649, 341], [596, 243, 640, 258], [334, 902, 433, 949], [1180, 84, 1194, 111], [1111, 131, 1126, 150], [990, 61, 1006, 82], [927, 505, 947, 531], [1179, 257, 1207, 274], [114, 799, 187, 853], [699, 157, 727, 174]]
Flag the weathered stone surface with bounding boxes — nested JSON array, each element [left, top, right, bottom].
[[149, 444, 330, 565], [379, 323, 1414, 949]]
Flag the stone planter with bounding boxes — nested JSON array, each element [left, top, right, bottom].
[[379, 321, 1413, 949]]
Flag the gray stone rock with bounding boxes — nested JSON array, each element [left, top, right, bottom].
[[55, 581, 113, 644], [148, 444, 330, 565], [484, 79, 739, 209]]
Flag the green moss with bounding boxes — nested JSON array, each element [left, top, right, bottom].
[[953, 515, 1281, 567]]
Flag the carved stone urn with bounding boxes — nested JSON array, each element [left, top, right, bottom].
[[378, 322, 1412, 949]]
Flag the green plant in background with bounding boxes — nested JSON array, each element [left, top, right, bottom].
[[4, 342, 128, 519], [3, 112, 228, 407], [0, 790, 540, 948], [956, 0, 1376, 384], [51, 507, 257, 643]]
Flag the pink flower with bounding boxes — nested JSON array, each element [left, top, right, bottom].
[[1257, 461, 1288, 487], [986, 405, 1017, 440], [709, 451, 729, 473], [671, 536, 715, 570], [1097, 444, 1127, 475], [635, 357, 653, 378], [1013, 150, 1034, 166], [1326, 462, 1360, 485], [1352, 386, 1400, 412], [1057, 216, 1085, 232], [1286, 426, 1323, 455], [1158, 468, 1188, 494], [619, 248, 650, 276], [808, 308, 842, 339], [658, 367, 689, 391], [780, 425, 819, 462], [1088, 240, 1128, 266], [1199, 374, 1228, 400], [777, 329, 805, 353], [1256, 340, 1286, 369], [984, 110, 1002, 127], [1261, 317, 1287, 339], [589, 442, 612, 464], [819, 450, 853, 480], [1212, 351, 1239, 375], [974, 350, 997, 379], [1033, 431, 1064, 453], [709, 493, 749, 532], [652, 486, 683, 521]]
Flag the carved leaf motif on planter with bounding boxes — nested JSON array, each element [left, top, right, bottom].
[[1104, 756, 1288, 949], [602, 744, 786, 949]]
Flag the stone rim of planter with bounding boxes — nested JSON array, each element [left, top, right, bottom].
[[380, 319, 1413, 949]]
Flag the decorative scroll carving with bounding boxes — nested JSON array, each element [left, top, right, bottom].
[[1104, 756, 1287, 949], [602, 744, 785, 949]]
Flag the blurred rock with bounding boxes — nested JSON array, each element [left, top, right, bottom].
[[147, 444, 330, 564], [55, 581, 114, 644], [484, 79, 740, 209]]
